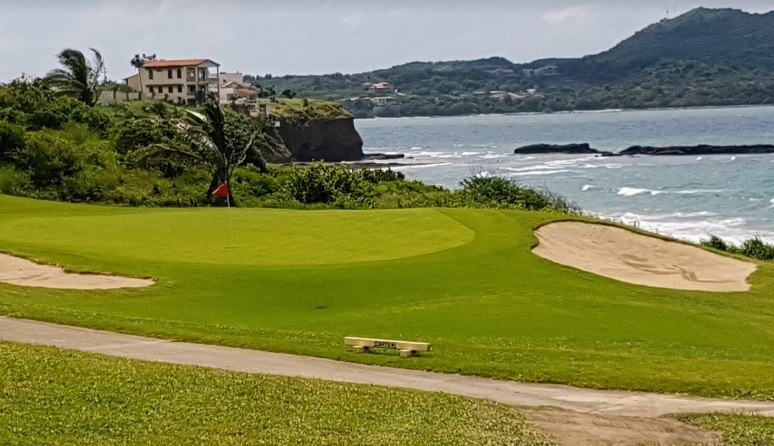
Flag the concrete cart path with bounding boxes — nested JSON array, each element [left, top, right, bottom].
[[2, 316, 774, 418]]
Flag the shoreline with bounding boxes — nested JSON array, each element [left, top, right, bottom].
[[355, 103, 774, 121]]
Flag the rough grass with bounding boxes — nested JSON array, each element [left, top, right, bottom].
[[680, 413, 774, 445], [268, 98, 353, 120], [1, 195, 774, 399], [0, 341, 552, 446]]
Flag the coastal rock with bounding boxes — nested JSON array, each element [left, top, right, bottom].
[[277, 117, 364, 162], [361, 153, 405, 161], [619, 144, 774, 156], [514, 143, 601, 155]]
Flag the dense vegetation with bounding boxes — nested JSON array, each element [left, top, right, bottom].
[[0, 77, 571, 212], [702, 236, 774, 261], [251, 8, 774, 117], [0, 341, 552, 445]]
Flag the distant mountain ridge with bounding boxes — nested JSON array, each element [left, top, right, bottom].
[[531, 7, 774, 84], [252, 8, 774, 117]]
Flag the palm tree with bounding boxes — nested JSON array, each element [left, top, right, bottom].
[[130, 54, 145, 99], [137, 94, 253, 204], [44, 48, 105, 106]]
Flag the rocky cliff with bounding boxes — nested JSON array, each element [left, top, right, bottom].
[[277, 117, 364, 162]]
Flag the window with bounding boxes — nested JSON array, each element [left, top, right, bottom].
[[177, 85, 183, 93], [168, 69, 173, 79], [198, 84, 207, 92], [188, 85, 196, 94], [199, 68, 208, 80], [158, 86, 164, 94], [187, 68, 195, 81], [168, 86, 173, 93], [177, 68, 182, 79], [147, 69, 154, 80], [148, 86, 154, 94]]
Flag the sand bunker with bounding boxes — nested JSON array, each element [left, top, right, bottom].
[[0, 253, 154, 290], [532, 222, 756, 292]]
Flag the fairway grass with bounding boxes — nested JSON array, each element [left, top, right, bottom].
[[0, 341, 552, 446], [1, 194, 774, 399]]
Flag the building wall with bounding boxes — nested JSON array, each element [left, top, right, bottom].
[[218, 72, 244, 85], [128, 61, 219, 104]]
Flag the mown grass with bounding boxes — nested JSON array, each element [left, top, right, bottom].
[[680, 413, 774, 445], [0, 341, 552, 446], [1, 194, 774, 399]]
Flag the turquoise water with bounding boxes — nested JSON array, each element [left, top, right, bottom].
[[355, 106, 774, 244]]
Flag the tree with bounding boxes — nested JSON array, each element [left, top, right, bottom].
[[44, 48, 105, 106], [130, 54, 145, 99], [136, 94, 254, 205], [130, 53, 155, 100]]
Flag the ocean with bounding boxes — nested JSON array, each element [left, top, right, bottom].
[[354, 106, 774, 244]]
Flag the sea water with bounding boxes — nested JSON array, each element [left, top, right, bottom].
[[355, 106, 774, 244]]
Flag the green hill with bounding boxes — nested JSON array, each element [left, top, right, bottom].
[[254, 8, 774, 117]]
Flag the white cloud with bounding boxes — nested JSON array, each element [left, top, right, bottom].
[[341, 13, 366, 31], [541, 5, 594, 25]]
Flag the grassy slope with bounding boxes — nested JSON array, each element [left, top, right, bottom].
[[1, 195, 774, 399], [681, 413, 774, 445], [0, 341, 551, 446]]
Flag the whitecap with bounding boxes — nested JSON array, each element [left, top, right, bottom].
[[617, 187, 664, 197], [509, 169, 571, 177], [696, 157, 703, 161], [394, 162, 452, 170], [675, 189, 727, 195], [582, 184, 595, 191], [461, 151, 481, 156], [503, 165, 559, 173], [479, 153, 508, 159]]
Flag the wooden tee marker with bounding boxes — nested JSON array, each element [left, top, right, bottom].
[[345, 337, 431, 358]]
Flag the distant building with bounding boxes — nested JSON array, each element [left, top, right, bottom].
[[218, 72, 245, 86], [363, 81, 393, 93], [370, 96, 396, 106], [214, 80, 256, 103], [125, 58, 220, 105]]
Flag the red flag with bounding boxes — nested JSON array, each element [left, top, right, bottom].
[[212, 183, 229, 197]]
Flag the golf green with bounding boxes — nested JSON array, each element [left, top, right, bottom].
[[1, 194, 773, 399]]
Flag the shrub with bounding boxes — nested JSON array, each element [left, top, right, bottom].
[[112, 118, 167, 155], [457, 176, 571, 211], [27, 107, 70, 130], [232, 167, 281, 198], [0, 120, 26, 162], [0, 166, 29, 195], [279, 164, 373, 206], [740, 238, 774, 261], [13, 132, 83, 187], [360, 168, 405, 184], [701, 235, 729, 252]]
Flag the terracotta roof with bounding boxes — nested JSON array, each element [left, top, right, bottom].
[[142, 59, 219, 68]]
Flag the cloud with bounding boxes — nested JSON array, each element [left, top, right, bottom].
[[341, 12, 366, 31], [541, 5, 594, 25]]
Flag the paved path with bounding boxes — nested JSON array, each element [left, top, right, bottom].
[[2, 316, 774, 418]]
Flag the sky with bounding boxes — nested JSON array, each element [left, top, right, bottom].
[[2, 0, 773, 81]]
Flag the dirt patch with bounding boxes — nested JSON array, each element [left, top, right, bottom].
[[0, 253, 153, 290], [525, 409, 722, 446], [532, 222, 756, 292]]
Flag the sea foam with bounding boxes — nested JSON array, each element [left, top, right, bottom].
[[618, 187, 664, 197]]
